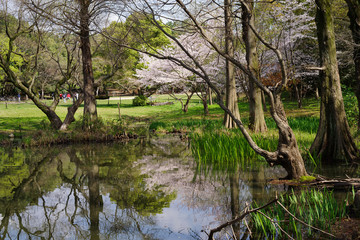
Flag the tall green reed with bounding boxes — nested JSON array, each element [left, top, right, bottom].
[[190, 131, 278, 173], [251, 189, 347, 239]]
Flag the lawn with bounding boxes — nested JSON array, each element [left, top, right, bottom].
[[0, 94, 322, 133]]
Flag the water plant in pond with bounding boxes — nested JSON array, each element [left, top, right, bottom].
[[190, 132, 278, 173], [251, 189, 347, 239]]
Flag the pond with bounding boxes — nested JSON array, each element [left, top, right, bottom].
[[0, 136, 355, 239]]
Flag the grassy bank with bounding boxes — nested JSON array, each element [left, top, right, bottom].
[[0, 94, 351, 156]]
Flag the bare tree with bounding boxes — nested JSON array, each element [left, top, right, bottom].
[[25, 0, 119, 128], [116, 0, 308, 179], [0, 0, 83, 130]]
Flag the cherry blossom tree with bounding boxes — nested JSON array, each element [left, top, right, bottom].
[[255, 0, 318, 107], [136, 33, 225, 114]]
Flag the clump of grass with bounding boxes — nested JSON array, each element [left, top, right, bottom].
[[190, 131, 278, 172], [251, 189, 347, 239], [149, 121, 168, 131]]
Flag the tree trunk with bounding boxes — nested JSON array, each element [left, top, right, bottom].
[[80, 0, 97, 127], [60, 95, 84, 131], [3, 69, 63, 129], [217, 94, 308, 179], [294, 83, 302, 108], [311, 0, 359, 162], [346, 0, 360, 130], [202, 90, 209, 115], [208, 87, 213, 105], [183, 92, 194, 112], [261, 90, 267, 112], [242, 0, 267, 133], [273, 96, 308, 179], [203, 98, 209, 115], [315, 87, 320, 100], [223, 0, 241, 128]]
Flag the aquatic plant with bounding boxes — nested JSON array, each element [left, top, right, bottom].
[[190, 131, 277, 173], [251, 189, 347, 239]]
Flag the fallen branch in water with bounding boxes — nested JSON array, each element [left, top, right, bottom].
[[207, 198, 277, 239], [308, 178, 360, 190], [269, 177, 360, 190]]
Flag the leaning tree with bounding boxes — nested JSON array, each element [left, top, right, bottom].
[[120, 0, 308, 179]]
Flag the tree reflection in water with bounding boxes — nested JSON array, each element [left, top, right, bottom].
[[0, 136, 286, 239]]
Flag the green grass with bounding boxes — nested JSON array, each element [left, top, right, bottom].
[[0, 94, 323, 132]]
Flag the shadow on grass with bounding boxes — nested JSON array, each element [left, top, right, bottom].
[[96, 103, 136, 109], [0, 117, 45, 132]]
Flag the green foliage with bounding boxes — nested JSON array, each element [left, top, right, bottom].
[[78, 115, 106, 132], [0, 148, 29, 199], [251, 189, 347, 239], [133, 95, 148, 106], [107, 118, 128, 136], [97, 13, 171, 90], [342, 86, 359, 128], [0, 33, 24, 76]]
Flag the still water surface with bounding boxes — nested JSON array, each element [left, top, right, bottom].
[[1, 135, 346, 239]]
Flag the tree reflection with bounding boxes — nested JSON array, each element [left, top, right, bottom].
[[0, 138, 179, 239]]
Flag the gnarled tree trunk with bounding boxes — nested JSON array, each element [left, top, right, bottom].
[[60, 94, 84, 131], [310, 0, 359, 162]]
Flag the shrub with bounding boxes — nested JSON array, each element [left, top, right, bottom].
[[133, 95, 148, 106]]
